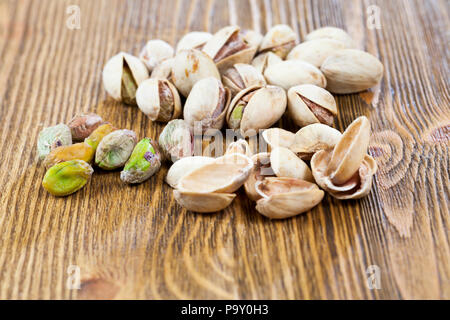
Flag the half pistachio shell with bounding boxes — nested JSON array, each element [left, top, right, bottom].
[[264, 60, 326, 90], [244, 152, 275, 201], [222, 63, 266, 96], [165, 156, 215, 188], [139, 40, 174, 72], [173, 190, 236, 213], [261, 128, 295, 151], [259, 24, 296, 59], [270, 147, 313, 182], [251, 52, 283, 74], [176, 32, 213, 53], [305, 27, 355, 48], [286, 38, 347, 68]]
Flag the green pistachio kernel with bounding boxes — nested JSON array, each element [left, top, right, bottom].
[[121, 61, 138, 105], [120, 138, 161, 184], [229, 103, 244, 129], [37, 124, 72, 160], [42, 160, 93, 196], [95, 129, 137, 170]]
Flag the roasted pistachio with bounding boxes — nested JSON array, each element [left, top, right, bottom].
[[68, 113, 103, 141], [286, 38, 347, 68], [222, 63, 266, 96], [270, 147, 313, 182], [251, 51, 282, 75], [136, 78, 181, 122], [150, 58, 174, 80], [261, 128, 295, 151], [176, 32, 213, 52], [84, 123, 117, 150], [120, 138, 161, 183], [158, 119, 194, 162], [305, 27, 354, 48], [95, 129, 137, 170], [42, 160, 93, 196], [37, 124, 72, 160], [139, 39, 174, 72], [258, 24, 296, 58], [241, 29, 263, 49], [43, 142, 94, 168]]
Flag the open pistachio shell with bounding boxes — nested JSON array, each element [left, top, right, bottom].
[[222, 63, 266, 96], [290, 123, 342, 160], [165, 156, 215, 188], [150, 58, 174, 80], [270, 147, 313, 182], [251, 52, 283, 74], [225, 139, 252, 157], [176, 32, 213, 53], [172, 49, 220, 97], [259, 24, 297, 59], [173, 190, 236, 213], [287, 38, 347, 67], [139, 40, 174, 72], [244, 152, 275, 201], [287, 84, 337, 127], [261, 128, 295, 151], [305, 27, 355, 48], [264, 60, 327, 90], [255, 177, 324, 219]]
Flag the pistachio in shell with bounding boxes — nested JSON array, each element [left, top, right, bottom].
[[286, 38, 347, 68], [241, 29, 264, 49], [139, 39, 174, 72], [150, 58, 174, 81], [222, 63, 266, 96], [270, 147, 313, 182], [305, 27, 355, 48], [158, 119, 194, 162], [258, 24, 297, 59], [176, 32, 213, 52], [95, 129, 137, 170], [251, 51, 283, 75], [37, 124, 72, 160]]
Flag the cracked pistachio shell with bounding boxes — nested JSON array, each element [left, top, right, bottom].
[[150, 58, 174, 80], [222, 63, 266, 96], [139, 40, 174, 72], [158, 119, 193, 162], [102, 52, 149, 104], [37, 124, 72, 160], [95, 129, 137, 170], [225, 139, 252, 157], [176, 32, 213, 52], [244, 152, 275, 201], [136, 78, 181, 122], [43, 142, 94, 169], [165, 156, 215, 188], [262, 128, 295, 151], [183, 77, 231, 131], [226, 85, 286, 137], [264, 60, 327, 90], [321, 49, 384, 94], [251, 51, 283, 74], [172, 49, 220, 97], [290, 123, 342, 160], [287, 84, 337, 127], [84, 123, 117, 151], [259, 24, 297, 58], [68, 113, 103, 141], [286, 38, 347, 68], [173, 190, 236, 213], [120, 138, 161, 184], [241, 29, 263, 49], [305, 27, 355, 48], [202, 26, 257, 73], [255, 177, 324, 219], [42, 160, 93, 196], [270, 147, 313, 182]]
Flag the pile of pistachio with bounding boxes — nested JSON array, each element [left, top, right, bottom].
[[39, 25, 382, 219]]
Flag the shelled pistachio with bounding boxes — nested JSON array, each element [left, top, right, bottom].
[[120, 138, 161, 183], [37, 124, 72, 160], [95, 129, 137, 170], [42, 160, 93, 196]]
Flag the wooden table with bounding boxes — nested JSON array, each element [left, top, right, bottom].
[[0, 0, 448, 300]]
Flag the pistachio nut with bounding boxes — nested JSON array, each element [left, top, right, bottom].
[[287, 84, 337, 127], [43, 142, 94, 168], [136, 78, 181, 122], [305, 27, 354, 48], [261, 128, 295, 151], [251, 51, 282, 74], [254, 177, 324, 219], [270, 147, 313, 182], [42, 160, 93, 196], [183, 77, 231, 131], [202, 26, 257, 73], [222, 63, 266, 96], [171, 49, 220, 97], [95, 129, 137, 170], [226, 85, 286, 137], [37, 124, 72, 160], [290, 123, 342, 160], [68, 113, 103, 141], [102, 52, 149, 104], [244, 152, 275, 201], [225, 139, 252, 157], [165, 156, 215, 188], [176, 31, 213, 53], [286, 38, 347, 68], [84, 123, 117, 151], [150, 58, 174, 81], [320, 49, 383, 94], [241, 29, 263, 49], [158, 119, 194, 162], [264, 60, 327, 90], [120, 138, 161, 184], [139, 39, 174, 72], [258, 24, 296, 59]]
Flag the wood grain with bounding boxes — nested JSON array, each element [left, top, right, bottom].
[[0, 0, 448, 299]]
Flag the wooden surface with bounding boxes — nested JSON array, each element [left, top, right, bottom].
[[0, 0, 448, 300]]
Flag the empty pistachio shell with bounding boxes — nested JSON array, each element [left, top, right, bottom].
[[321, 49, 383, 94], [244, 152, 275, 201], [172, 49, 220, 97], [84, 123, 117, 150], [305, 27, 355, 48], [43, 142, 94, 168], [255, 177, 324, 219], [225, 139, 252, 157], [68, 113, 103, 141], [290, 123, 342, 160], [251, 51, 283, 74], [270, 147, 313, 182], [136, 78, 181, 122], [150, 58, 174, 80], [102, 52, 149, 104], [37, 124, 72, 160], [262, 128, 295, 151], [173, 190, 236, 213], [202, 26, 257, 73], [139, 39, 174, 72], [286, 38, 347, 68], [120, 138, 161, 184], [95, 129, 137, 170], [259, 24, 296, 58], [176, 32, 213, 52], [42, 160, 93, 196], [222, 63, 266, 96], [166, 156, 215, 188], [158, 119, 193, 162], [183, 77, 231, 131], [264, 60, 327, 90], [287, 84, 337, 127]]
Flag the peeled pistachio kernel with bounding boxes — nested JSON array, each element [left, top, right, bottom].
[[159, 119, 194, 162], [37, 124, 72, 160], [95, 129, 137, 170], [43, 142, 94, 168], [120, 138, 161, 184], [42, 160, 93, 196], [84, 123, 117, 150], [68, 113, 103, 141]]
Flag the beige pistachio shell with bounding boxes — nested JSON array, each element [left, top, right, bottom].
[[255, 177, 324, 219], [176, 32, 213, 52], [262, 128, 295, 151], [259, 24, 297, 58], [136, 78, 181, 122], [166, 156, 215, 188], [225, 139, 253, 157], [139, 40, 174, 72], [150, 58, 174, 80], [305, 27, 355, 48], [102, 52, 149, 101], [174, 190, 236, 213], [172, 49, 220, 97], [287, 84, 337, 127], [241, 29, 263, 49], [270, 147, 313, 182], [244, 152, 274, 201], [222, 63, 266, 96], [183, 77, 231, 130], [321, 49, 384, 94], [290, 123, 342, 159], [251, 52, 283, 74], [286, 38, 347, 68], [264, 60, 327, 90]]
